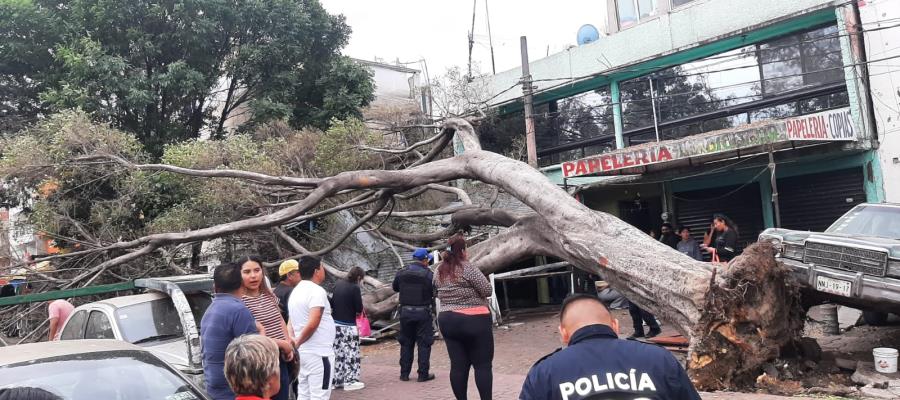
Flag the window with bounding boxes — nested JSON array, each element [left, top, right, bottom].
[[620, 24, 846, 143], [116, 299, 183, 343], [617, 0, 639, 29], [60, 310, 87, 340], [672, 0, 696, 7], [85, 310, 115, 339], [617, 0, 657, 29], [0, 351, 206, 400]]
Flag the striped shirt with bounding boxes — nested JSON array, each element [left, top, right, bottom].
[[242, 293, 287, 340]]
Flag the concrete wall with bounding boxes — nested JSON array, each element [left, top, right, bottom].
[[485, 0, 836, 106], [861, 0, 900, 203]]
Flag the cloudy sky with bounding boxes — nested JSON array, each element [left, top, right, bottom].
[[320, 0, 609, 79]]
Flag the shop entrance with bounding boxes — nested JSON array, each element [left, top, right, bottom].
[[618, 197, 663, 235]]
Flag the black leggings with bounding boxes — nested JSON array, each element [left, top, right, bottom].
[[438, 311, 493, 400]]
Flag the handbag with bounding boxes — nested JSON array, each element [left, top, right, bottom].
[[356, 310, 372, 337]]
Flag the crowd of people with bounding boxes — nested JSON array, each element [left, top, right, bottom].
[[193, 223, 716, 400], [628, 214, 741, 339], [197, 231, 501, 400]]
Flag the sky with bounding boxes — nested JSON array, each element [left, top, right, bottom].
[[319, 0, 609, 80]]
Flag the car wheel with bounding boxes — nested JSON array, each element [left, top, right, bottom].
[[863, 311, 889, 326]]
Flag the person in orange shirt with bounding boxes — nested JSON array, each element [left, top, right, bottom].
[[225, 334, 281, 400]]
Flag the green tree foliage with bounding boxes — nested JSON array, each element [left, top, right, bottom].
[[0, 111, 383, 252], [0, 0, 374, 155]]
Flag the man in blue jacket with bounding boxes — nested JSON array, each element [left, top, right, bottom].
[[519, 294, 700, 400], [201, 262, 259, 400]]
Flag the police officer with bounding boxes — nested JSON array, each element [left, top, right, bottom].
[[392, 248, 436, 382], [519, 294, 700, 400]]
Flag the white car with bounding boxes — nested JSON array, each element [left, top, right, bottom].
[[58, 275, 212, 386], [0, 339, 210, 400]]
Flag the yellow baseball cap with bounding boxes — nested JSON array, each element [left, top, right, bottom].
[[279, 259, 299, 276]]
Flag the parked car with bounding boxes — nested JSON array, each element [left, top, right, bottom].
[[759, 203, 900, 325], [58, 274, 213, 385], [0, 339, 210, 399]]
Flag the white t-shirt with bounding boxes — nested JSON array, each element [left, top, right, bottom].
[[288, 280, 336, 357]]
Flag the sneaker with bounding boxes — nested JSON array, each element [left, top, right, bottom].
[[647, 329, 662, 338], [343, 381, 365, 391], [399, 375, 410, 382], [417, 373, 436, 382]]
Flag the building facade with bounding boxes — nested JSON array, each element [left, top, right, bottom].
[[483, 0, 900, 251]]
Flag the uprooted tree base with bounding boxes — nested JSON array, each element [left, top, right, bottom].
[[687, 243, 805, 389], [2, 118, 805, 390]]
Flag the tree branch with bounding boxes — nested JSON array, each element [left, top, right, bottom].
[[74, 154, 322, 187]]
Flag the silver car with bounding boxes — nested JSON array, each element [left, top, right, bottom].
[[759, 203, 900, 324], [0, 339, 210, 400]]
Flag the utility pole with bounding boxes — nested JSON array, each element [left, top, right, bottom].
[[484, 0, 496, 75], [768, 147, 782, 228], [467, 0, 477, 81], [520, 36, 538, 168]]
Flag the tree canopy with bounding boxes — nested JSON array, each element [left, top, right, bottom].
[[0, 0, 375, 155]]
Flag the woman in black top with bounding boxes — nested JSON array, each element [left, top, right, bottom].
[[703, 213, 739, 262], [331, 267, 366, 391]]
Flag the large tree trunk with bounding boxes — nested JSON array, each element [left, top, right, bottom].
[[355, 120, 802, 390]]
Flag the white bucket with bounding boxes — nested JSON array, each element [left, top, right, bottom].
[[873, 347, 898, 373]]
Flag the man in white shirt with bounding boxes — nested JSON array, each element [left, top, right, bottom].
[[288, 255, 336, 400]]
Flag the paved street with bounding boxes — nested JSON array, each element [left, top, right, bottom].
[[332, 309, 821, 400]]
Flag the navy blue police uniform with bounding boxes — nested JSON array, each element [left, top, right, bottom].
[[519, 324, 701, 400], [392, 258, 435, 379]]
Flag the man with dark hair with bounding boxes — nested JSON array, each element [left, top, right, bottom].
[[391, 248, 436, 382], [519, 294, 700, 400], [288, 255, 336, 400], [274, 259, 301, 322], [201, 262, 259, 400], [658, 223, 679, 249]]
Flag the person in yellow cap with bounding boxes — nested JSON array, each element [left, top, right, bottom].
[[274, 259, 301, 322]]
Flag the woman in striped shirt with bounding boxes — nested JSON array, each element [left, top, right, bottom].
[[238, 255, 295, 400]]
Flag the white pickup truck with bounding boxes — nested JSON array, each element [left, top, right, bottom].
[[58, 275, 213, 386]]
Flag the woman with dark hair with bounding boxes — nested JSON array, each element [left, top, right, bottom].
[[702, 214, 739, 262], [435, 233, 494, 400], [238, 255, 294, 400], [330, 266, 366, 391]]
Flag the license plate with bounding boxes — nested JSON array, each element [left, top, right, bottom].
[[816, 276, 853, 297]]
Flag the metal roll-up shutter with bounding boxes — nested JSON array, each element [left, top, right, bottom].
[[776, 168, 865, 232], [674, 183, 765, 253]]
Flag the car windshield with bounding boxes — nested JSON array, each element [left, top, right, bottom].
[[0, 350, 204, 400], [116, 299, 183, 343], [826, 205, 900, 239]]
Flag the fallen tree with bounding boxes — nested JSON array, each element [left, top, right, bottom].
[[2, 118, 802, 389]]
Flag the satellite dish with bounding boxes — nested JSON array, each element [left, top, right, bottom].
[[577, 24, 600, 46]]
